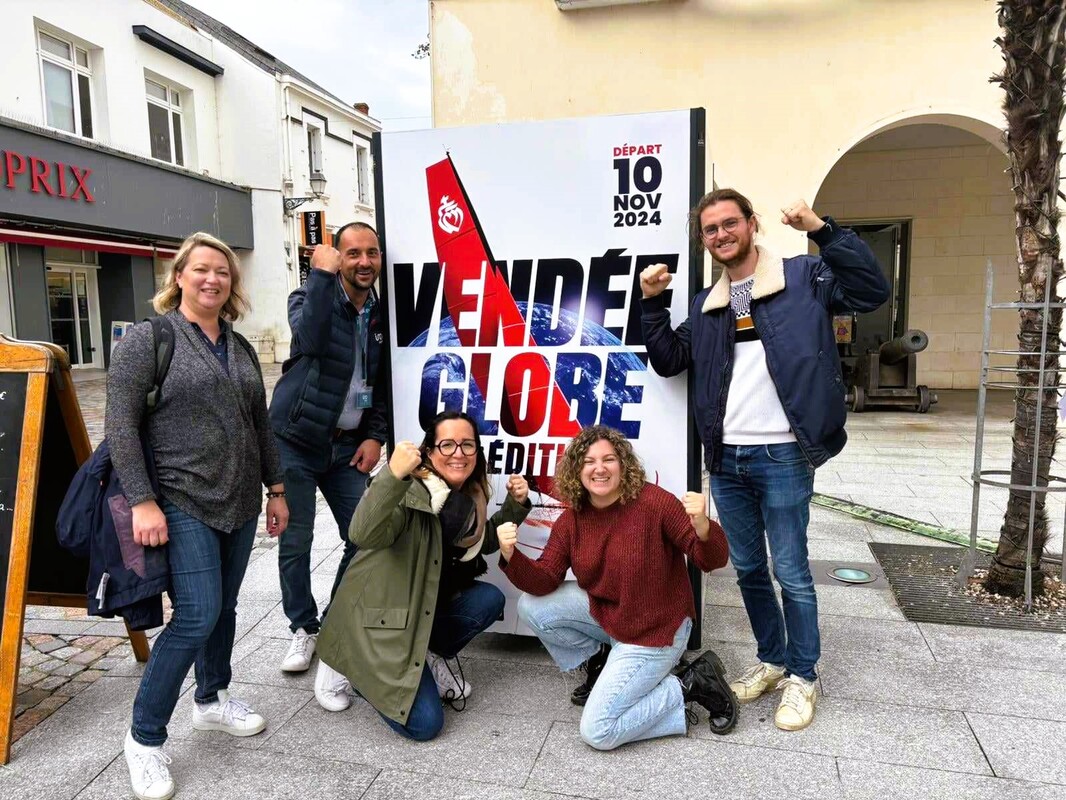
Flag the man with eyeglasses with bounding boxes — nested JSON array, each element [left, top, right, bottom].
[[639, 189, 888, 731], [269, 222, 390, 681]]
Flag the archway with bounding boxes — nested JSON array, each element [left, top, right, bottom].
[[813, 115, 1013, 391]]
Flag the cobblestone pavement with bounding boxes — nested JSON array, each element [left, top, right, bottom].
[[15, 635, 131, 742]]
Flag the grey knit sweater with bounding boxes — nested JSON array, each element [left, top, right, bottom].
[[104, 310, 284, 532]]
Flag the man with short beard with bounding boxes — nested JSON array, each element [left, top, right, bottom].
[[640, 190, 888, 731], [269, 222, 389, 699]]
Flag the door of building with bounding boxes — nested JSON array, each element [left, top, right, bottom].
[[45, 265, 101, 368], [847, 221, 910, 355]]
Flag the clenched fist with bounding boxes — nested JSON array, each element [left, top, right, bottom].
[[640, 263, 673, 299], [507, 474, 529, 504], [682, 490, 712, 541], [389, 440, 422, 480], [780, 200, 826, 233], [310, 244, 343, 273], [497, 521, 519, 562]]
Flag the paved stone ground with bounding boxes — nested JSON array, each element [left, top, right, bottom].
[[14, 636, 129, 742], [3, 369, 1065, 799]]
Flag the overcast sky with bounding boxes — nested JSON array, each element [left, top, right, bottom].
[[187, 0, 432, 131]]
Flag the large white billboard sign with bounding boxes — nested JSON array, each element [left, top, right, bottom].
[[377, 109, 703, 632]]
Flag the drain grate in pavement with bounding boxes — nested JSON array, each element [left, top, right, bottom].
[[869, 543, 1066, 633]]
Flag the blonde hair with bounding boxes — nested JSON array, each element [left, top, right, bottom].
[[554, 425, 646, 511], [152, 231, 250, 321]]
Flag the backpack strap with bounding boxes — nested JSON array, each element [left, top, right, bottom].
[[232, 330, 263, 377], [145, 316, 175, 412], [144, 319, 260, 411]]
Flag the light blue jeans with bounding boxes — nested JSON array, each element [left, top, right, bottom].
[[517, 582, 690, 751]]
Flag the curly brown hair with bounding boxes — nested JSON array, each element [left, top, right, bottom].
[[554, 426, 646, 511]]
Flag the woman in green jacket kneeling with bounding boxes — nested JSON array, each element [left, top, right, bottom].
[[316, 410, 531, 740]]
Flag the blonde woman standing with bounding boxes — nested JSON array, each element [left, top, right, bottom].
[[105, 232, 288, 800]]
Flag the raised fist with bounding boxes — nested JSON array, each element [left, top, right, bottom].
[[682, 490, 707, 521], [389, 440, 422, 480], [507, 475, 529, 504], [780, 200, 825, 233], [682, 490, 713, 540], [310, 244, 343, 273], [640, 263, 673, 299], [497, 521, 519, 562]]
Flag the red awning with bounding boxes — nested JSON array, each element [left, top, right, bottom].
[[0, 228, 179, 259]]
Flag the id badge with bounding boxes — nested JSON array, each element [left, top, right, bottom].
[[355, 389, 373, 409]]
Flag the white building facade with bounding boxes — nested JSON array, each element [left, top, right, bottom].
[[0, 0, 379, 365]]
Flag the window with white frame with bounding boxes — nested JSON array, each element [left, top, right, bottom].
[[145, 77, 185, 166], [356, 143, 371, 205], [37, 28, 94, 137], [307, 122, 324, 176]]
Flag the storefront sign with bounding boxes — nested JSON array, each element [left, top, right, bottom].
[[300, 210, 327, 246], [0, 119, 253, 248], [1, 150, 94, 202]]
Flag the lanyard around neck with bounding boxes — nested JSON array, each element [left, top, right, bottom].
[[354, 304, 371, 383]]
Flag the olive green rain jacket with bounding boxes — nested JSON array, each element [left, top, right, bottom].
[[317, 468, 530, 724]]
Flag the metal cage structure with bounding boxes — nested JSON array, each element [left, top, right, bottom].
[[958, 258, 1066, 610]]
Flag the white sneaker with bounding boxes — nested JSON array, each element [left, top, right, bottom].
[[730, 661, 786, 703], [775, 674, 818, 731], [314, 660, 352, 712], [427, 651, 472, 701], [124, 730, 175, 800], [191, 690, 266, 737], [280, 627, 316, 672]]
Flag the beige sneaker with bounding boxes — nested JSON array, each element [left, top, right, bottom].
[[730, 662, 786, 703], [774, 674, 817, 731]]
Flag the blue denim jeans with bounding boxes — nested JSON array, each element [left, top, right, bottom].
[[276, 436, 369, 634], [382, 580, 505, 741], [517, 582, 690, 751], [710, 442, 819, 681], [130, 502, 257, 746]]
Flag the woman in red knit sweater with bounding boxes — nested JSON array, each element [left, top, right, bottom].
[[497, 425, 738, 750]]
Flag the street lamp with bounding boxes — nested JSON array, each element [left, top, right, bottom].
[[283, 171, 327, 212]]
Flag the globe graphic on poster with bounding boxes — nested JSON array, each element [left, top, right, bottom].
[[412, 302, 646, 428]]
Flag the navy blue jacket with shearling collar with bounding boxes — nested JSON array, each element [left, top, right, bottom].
[[641, 218, 889, 472]]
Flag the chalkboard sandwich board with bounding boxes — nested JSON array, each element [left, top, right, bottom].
[[0, 334, 148, 765]]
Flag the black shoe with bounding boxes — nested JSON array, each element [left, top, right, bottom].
[[671, 654, 692, 678], [570, 644, 611, 706], [679, 650, 738, 735]]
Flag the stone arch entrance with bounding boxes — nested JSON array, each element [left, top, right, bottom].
[[813, 114, 1014, 390]]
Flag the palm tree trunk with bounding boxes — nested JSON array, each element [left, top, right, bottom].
[[985, 0, 1066, 597]]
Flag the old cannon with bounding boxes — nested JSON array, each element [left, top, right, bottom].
[[846, 330, 937, 413]]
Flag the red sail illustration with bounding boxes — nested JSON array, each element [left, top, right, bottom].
[[426, 155, 580, 504]]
